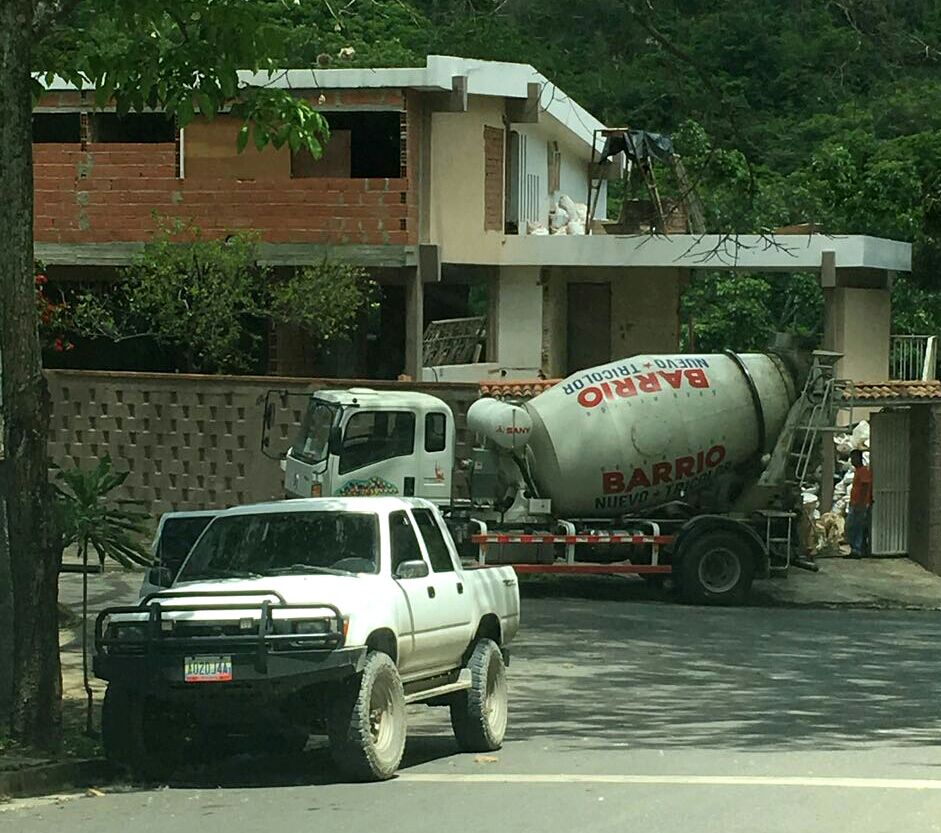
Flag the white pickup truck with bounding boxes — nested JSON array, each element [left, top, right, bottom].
[[94, 497, 521, 782]]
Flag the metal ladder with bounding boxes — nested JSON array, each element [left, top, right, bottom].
[[789, 352, 846, 490], [761, 351, 846, 573]]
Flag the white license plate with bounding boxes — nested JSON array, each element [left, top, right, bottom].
[[184, 655, 232, 683]]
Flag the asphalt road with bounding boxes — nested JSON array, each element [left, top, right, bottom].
[[7, 580, 941, 832]]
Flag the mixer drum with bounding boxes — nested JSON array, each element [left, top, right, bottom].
[[524, 353, 796, 517]]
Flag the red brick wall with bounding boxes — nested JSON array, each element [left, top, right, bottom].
[[33, 88, 418, 247], [484, 125, 504, 232]]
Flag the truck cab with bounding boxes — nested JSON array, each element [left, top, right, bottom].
[[284, 389, 456, 503]]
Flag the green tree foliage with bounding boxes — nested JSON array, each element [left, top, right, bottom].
[[270, 261, 377, 345], [70, 220, 375, 374], [72, 221, 268, 374]]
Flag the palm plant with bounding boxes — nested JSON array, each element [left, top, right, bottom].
[[54, 456, 151, 734]]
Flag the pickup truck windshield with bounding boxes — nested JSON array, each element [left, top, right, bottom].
[[293, 399, 339, 464], [177, 511, 380, 581]]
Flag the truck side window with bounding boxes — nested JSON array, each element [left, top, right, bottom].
[[390, 510, 424, 573], [425, 412, 447, 453], [339, 411, 416, 475], [412, 508, 455, 573]]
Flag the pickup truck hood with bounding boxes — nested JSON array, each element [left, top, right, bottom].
[[149, 574, 380, 617]]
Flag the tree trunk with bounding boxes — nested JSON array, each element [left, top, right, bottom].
[[0, 0, 62, 749]]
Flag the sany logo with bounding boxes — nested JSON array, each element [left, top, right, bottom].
[[578, 369, 709, 409], [602, 445, 727, 494], [495, 425, 531, 435]]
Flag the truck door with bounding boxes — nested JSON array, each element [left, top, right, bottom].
[[418, 411, 453, 502], [411, 507, 474, 666], [390, 509, 456, 676], [336, 411, 418, 497]]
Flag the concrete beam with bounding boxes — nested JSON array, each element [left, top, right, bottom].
[[36, 242, 417, 268], [428, 75, 468, 113], [490, 234, 913, 273], [506, 82, 541, 124]]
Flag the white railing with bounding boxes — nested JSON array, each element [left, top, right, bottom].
[[890, 335, 939, 381]]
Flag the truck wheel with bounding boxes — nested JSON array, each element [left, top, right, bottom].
[[102, 685, 180, 782], [328, 651, 407, 781], [450, 639, 508, 752], [678, 530, 755, 606]]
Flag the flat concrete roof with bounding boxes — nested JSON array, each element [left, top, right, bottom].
[[494, 233, 912, 272], [37, 55, 606, 155]]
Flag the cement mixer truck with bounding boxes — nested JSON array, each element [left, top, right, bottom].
[[268, 346, 839, 605]]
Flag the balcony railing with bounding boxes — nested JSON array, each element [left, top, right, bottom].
[[890, 335, 939, 381]]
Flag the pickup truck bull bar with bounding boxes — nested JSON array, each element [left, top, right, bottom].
[[95, 589, 345, 675]]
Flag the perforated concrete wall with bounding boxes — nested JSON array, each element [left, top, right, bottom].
[[46, 371, 478, 516]]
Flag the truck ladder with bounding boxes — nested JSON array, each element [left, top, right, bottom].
[[788, 352, 851, 491]]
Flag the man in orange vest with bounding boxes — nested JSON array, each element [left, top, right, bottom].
[[846, 449, 872, 558]]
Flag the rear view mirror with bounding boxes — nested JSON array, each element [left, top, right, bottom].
[[147, 565, 174, 588], [395, 560, 429, 580]]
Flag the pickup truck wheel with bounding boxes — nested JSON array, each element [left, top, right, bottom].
[[450, 639, 507, 752], [678, 530, 755, 606], [102, 685, 180, 782], [328, 652, 406, 781]]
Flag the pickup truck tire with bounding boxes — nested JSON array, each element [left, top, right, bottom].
[[450, 639, 508, 752], [328, 651, 407, 781], [678, 530, 755, 606], [101, 685, 179, 782]]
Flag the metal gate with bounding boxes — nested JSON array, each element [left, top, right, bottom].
[[870, 410, 911, 555]]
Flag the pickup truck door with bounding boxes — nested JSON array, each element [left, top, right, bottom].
[[390, 509, 456, 676], [411, 507, 475, 668]]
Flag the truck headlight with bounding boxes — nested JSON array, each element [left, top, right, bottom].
[[105, 622, 148, 641], [292, 619, 330, 635]]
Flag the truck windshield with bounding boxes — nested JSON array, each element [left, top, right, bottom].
[[293, 399, 339, 464], [177, 511, 380, 581]]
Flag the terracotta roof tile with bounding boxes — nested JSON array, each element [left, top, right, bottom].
[[849, 381, 941, 401], [478, 380, 560, 399]]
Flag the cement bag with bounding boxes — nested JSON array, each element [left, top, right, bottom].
[[567, 220, 586, 235], [814, 512, 844, 556], [558, 193, 578, 216], [574, 202, 588, 223], [834, 433, 854, 457], [527, 220, 549, 236], [549, 208, 570, 231], [852, 420, 870, 450]]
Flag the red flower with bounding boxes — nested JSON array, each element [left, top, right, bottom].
[[53, 338, 64, 352], [34, 274, 48, 285]]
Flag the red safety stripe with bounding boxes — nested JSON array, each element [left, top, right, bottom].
[[469, 533, 673, 546], [511, 564, 673, 575]]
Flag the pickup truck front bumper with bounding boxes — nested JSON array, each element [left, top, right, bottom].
[[94, 645, 368, 690], [93, 589, 366, 693]]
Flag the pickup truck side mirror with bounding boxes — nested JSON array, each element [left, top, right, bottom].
[[147, 565, 174, 588], [394, 560, 429, 580]]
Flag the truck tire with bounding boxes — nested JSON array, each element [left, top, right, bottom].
[[102, 685, 180, 782], [678, 530, 755, 606], [450, 639, 508, 752], [328, 651, 407, 781]]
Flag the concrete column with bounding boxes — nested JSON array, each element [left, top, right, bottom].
[[404, 267, 424, 379], [540, 267, 566, 378], [495, 266, 543, 371], [822, 286, 891, 382]]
